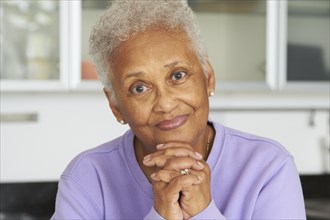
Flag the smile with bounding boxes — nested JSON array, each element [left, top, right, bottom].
[[156, 115, 189, 131]]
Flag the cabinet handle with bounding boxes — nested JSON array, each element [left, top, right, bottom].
[[0, 113, 38, 123]]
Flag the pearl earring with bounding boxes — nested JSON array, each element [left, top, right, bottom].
[[209, 91, 214, 97], [119, 120, 125, 125]]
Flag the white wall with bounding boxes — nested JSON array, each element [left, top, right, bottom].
[[197, 13, 266, 81], [1, 92, 329, 182]]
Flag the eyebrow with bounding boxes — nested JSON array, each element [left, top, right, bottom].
[[125, 71, 144, 80], [124, 61, 186, 80], [164, 61, 180, 69]]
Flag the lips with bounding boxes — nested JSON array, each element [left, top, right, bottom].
[[156, 115, 188, 131]]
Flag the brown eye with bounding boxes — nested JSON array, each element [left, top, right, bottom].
[[132, 84, 147, 94], [171, 71, 187, 81], [130, 82, 151, 95]]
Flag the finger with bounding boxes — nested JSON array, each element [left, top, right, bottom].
[[162, 147, 203, 160], [156, 142, 195, 151], [144, 147, 202, 162], [151, 168, 205, 183], [144, 154, 204, 170], [163, 157, 205, 171], [181, 169, 205, 184], [143, 148, 203, 167], [167, 174, 203, 192], [150, 169, 180, 183]]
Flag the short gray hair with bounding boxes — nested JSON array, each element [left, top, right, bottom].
[[89, 0, 208, 95]]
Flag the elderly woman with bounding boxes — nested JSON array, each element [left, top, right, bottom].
[[52, 1, 305, 219]]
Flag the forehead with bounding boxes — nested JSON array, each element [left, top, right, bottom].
[[109, 29, 198, 74], [117, 28, 191, 52]]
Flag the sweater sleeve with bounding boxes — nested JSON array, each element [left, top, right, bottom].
[[144, 200, 226, 220], [252, 157, 306, 219], [144, 206, 164, 220], [190, 199, 226, 219], [51, 175, 103, 220]]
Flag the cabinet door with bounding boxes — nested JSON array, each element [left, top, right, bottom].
[[69, 0, 106, 91], [190, 0, 270, 91], [0, 0, 69, 91], [279, 0, 329, 91], [72, 0, 271, 92]]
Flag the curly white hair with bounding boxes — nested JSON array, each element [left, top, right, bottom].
[[89, 0, 208, 98]]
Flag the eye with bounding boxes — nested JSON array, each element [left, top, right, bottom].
[[130, 83, 149, 94], [171, 71, 187, 81]]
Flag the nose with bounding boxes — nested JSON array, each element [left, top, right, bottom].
[[152, 87, 179, 113]]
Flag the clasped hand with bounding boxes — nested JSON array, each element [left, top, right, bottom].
[[143, 142, 211, 220]]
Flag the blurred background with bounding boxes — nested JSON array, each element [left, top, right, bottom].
[[1, 0, 329, 219]]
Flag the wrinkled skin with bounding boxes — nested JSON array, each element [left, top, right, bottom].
[[144, 142, 212, 219], [104, 28, 215, 219]]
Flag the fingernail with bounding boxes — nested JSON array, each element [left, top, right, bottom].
[[197, 175, 203, 181], [150, 173, 156, 179], [195, 152, 203, 159], [197, 161, 204, 169], [156, 144, 165, 149], [143, 154, 151, 162]]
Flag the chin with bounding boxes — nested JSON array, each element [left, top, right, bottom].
[[156, 129, 195, 144]]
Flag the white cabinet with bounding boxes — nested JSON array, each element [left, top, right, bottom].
[[191, 0, 271, 91], [0, 0, 70, 91], [276, 0, 329, 92], [1, 0, 328, 94], [191, 0, 329, 92]]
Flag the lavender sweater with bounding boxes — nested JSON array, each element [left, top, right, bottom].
[[52, 122, 306, 219]]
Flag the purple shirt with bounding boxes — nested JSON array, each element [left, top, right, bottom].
[[52, 122, 306, 219]]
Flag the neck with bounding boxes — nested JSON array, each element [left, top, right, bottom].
[[201, 123, 214, 160]]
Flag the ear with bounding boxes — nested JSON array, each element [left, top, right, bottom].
[[103, 88, 124, 123], [204, 59, 216, 96]]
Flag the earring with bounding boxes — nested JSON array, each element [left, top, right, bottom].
[[119, 119, 125, 125], [209, 91, 214, 97]]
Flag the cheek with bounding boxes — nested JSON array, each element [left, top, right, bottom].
[[184, 79, 209, 106], [120, 101, 152, 126]]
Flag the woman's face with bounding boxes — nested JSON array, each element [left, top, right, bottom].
[[107, 29, 215, 150]]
